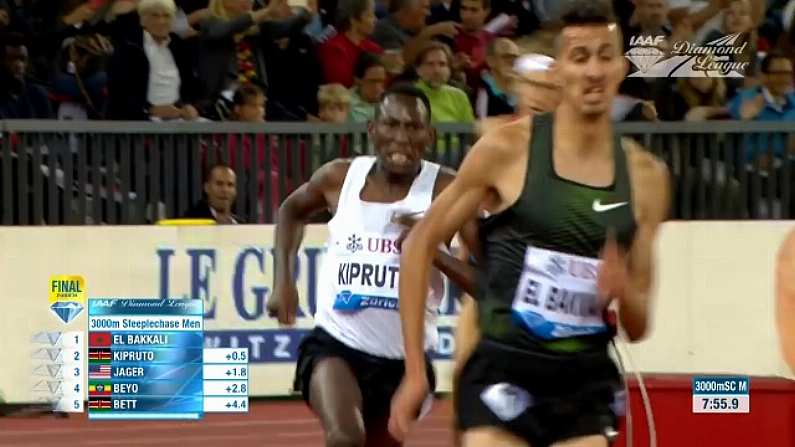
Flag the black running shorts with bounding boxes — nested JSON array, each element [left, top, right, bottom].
[[456, 339, 624, 447], [294, 326, 436, 422]]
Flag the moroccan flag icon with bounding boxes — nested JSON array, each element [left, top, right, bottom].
[[88, 398, 112, 410], [89, 332, 111, 347], [88, 348, 112, 362], [89, 382, 112, 396]]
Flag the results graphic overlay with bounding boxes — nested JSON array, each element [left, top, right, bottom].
[[203, 348, 249, 413], [692, 376, 750, 413], [31, 331, 85, 413], [87, 299, 204, 419]]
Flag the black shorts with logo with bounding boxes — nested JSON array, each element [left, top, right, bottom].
[[294, 326, 437, 422], [456, 339, 624, 447]]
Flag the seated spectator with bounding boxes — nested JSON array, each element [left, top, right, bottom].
[[728, 52, 795, 163], [318, 0, 382, 87], [107, 0, 202, 121], [231, 82, 266, 122], [52, 33, 113, 120], [454, 0, 495, 94], [372, 0, 459, 64], [475, 37, 518, 118], [197, 0, 312, 118], [184, 163, 244, 224], [0, 33, 52, 119], [317, 83, 352, 122], [658, 74, 730, 121], [348, 52, 387, 122], [414, 41, 474, 123]]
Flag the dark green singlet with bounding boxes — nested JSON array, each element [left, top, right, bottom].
[[477, 113, 638, 354]]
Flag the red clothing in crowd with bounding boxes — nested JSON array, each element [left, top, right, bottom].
[[455, 30, 495, 93], [318, 33, 383, 87]]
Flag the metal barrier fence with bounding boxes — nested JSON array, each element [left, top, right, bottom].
[[1, 120, 793, 225]]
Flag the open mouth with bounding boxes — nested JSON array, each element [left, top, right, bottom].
[[387, 152, 413, 166]]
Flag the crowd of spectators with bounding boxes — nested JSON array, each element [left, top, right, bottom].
[[2, 0, 795, 129]]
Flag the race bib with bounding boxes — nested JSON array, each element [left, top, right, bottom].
[[511, 247, 608, 340], [332, 260, 400, 313]]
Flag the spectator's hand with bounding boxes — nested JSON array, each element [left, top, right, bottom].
[[0, 10, 10, 29], [381, 50, 405, 75], [454, 52, 473, 70], [739, 94, 766, 120], [180, 105, 199, 121], [641, 101, 658, 121], [150, 104, 183, 120], [63, 3, 97, 25], [188, 8, 211, 26], [684, 106, 714, 121], [423, 21, 460, 39], [111, 0, 138, 16]]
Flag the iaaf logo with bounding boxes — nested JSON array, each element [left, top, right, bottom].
[[625, 33, 749, 78]]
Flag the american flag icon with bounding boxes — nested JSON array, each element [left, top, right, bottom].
[[89, 364, 111, 379]]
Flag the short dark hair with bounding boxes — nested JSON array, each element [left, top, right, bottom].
[[376, 83, 432, 123], [233, 84, 265, 106], [554, 0, 618, 53], [761, 51, 791, 74], [204, 163, 234, 183], [336, 0, 372, 31], [559, 0, 616, 27], [0, 32, 27, 52], [388, 0, 416, 15], [354, 51, 385, 79], [461, 0, 490, 10]]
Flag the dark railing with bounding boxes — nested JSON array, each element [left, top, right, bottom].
[[1, 120, 793, 225]]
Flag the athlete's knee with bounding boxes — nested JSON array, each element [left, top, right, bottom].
[[551, 434, 608, 447], [461, 428, 530, 447], [325, 426, 366, 447]]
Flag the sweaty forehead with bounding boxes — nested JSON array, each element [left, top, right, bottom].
[[378, 94, 429, 122], [560, 25, 620, 53]]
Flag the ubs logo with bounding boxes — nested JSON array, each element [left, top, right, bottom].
[[346, 235, 363, 253]]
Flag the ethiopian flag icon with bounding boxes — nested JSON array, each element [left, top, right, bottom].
[[89, 382, 112, 396]]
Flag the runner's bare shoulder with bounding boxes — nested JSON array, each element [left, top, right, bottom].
[[312, 158, 354, 191], [471, 115, 532, 165], [621, 137, 671, 222]]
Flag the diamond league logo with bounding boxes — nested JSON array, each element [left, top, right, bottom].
[[625, 32, 749, 78]]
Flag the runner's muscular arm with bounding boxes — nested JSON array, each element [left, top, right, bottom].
[[399, 134, 509, 379], [268, 159, 349, 324], [620, 144, 672, 341]]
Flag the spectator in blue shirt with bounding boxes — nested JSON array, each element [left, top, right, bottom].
[[728, 51, 795, 163]]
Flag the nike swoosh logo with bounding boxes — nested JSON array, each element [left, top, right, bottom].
[[592, 200, 628, 212]]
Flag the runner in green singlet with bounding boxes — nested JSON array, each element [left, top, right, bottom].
[[389, 1, 671, 446]]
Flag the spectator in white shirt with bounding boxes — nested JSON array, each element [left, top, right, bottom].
[[107, 0, 201, 120]]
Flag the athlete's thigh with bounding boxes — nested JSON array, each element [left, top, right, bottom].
[[309, 357, 366, 442], [462, 427, 531, 447], [551, 434, 608, 447]]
